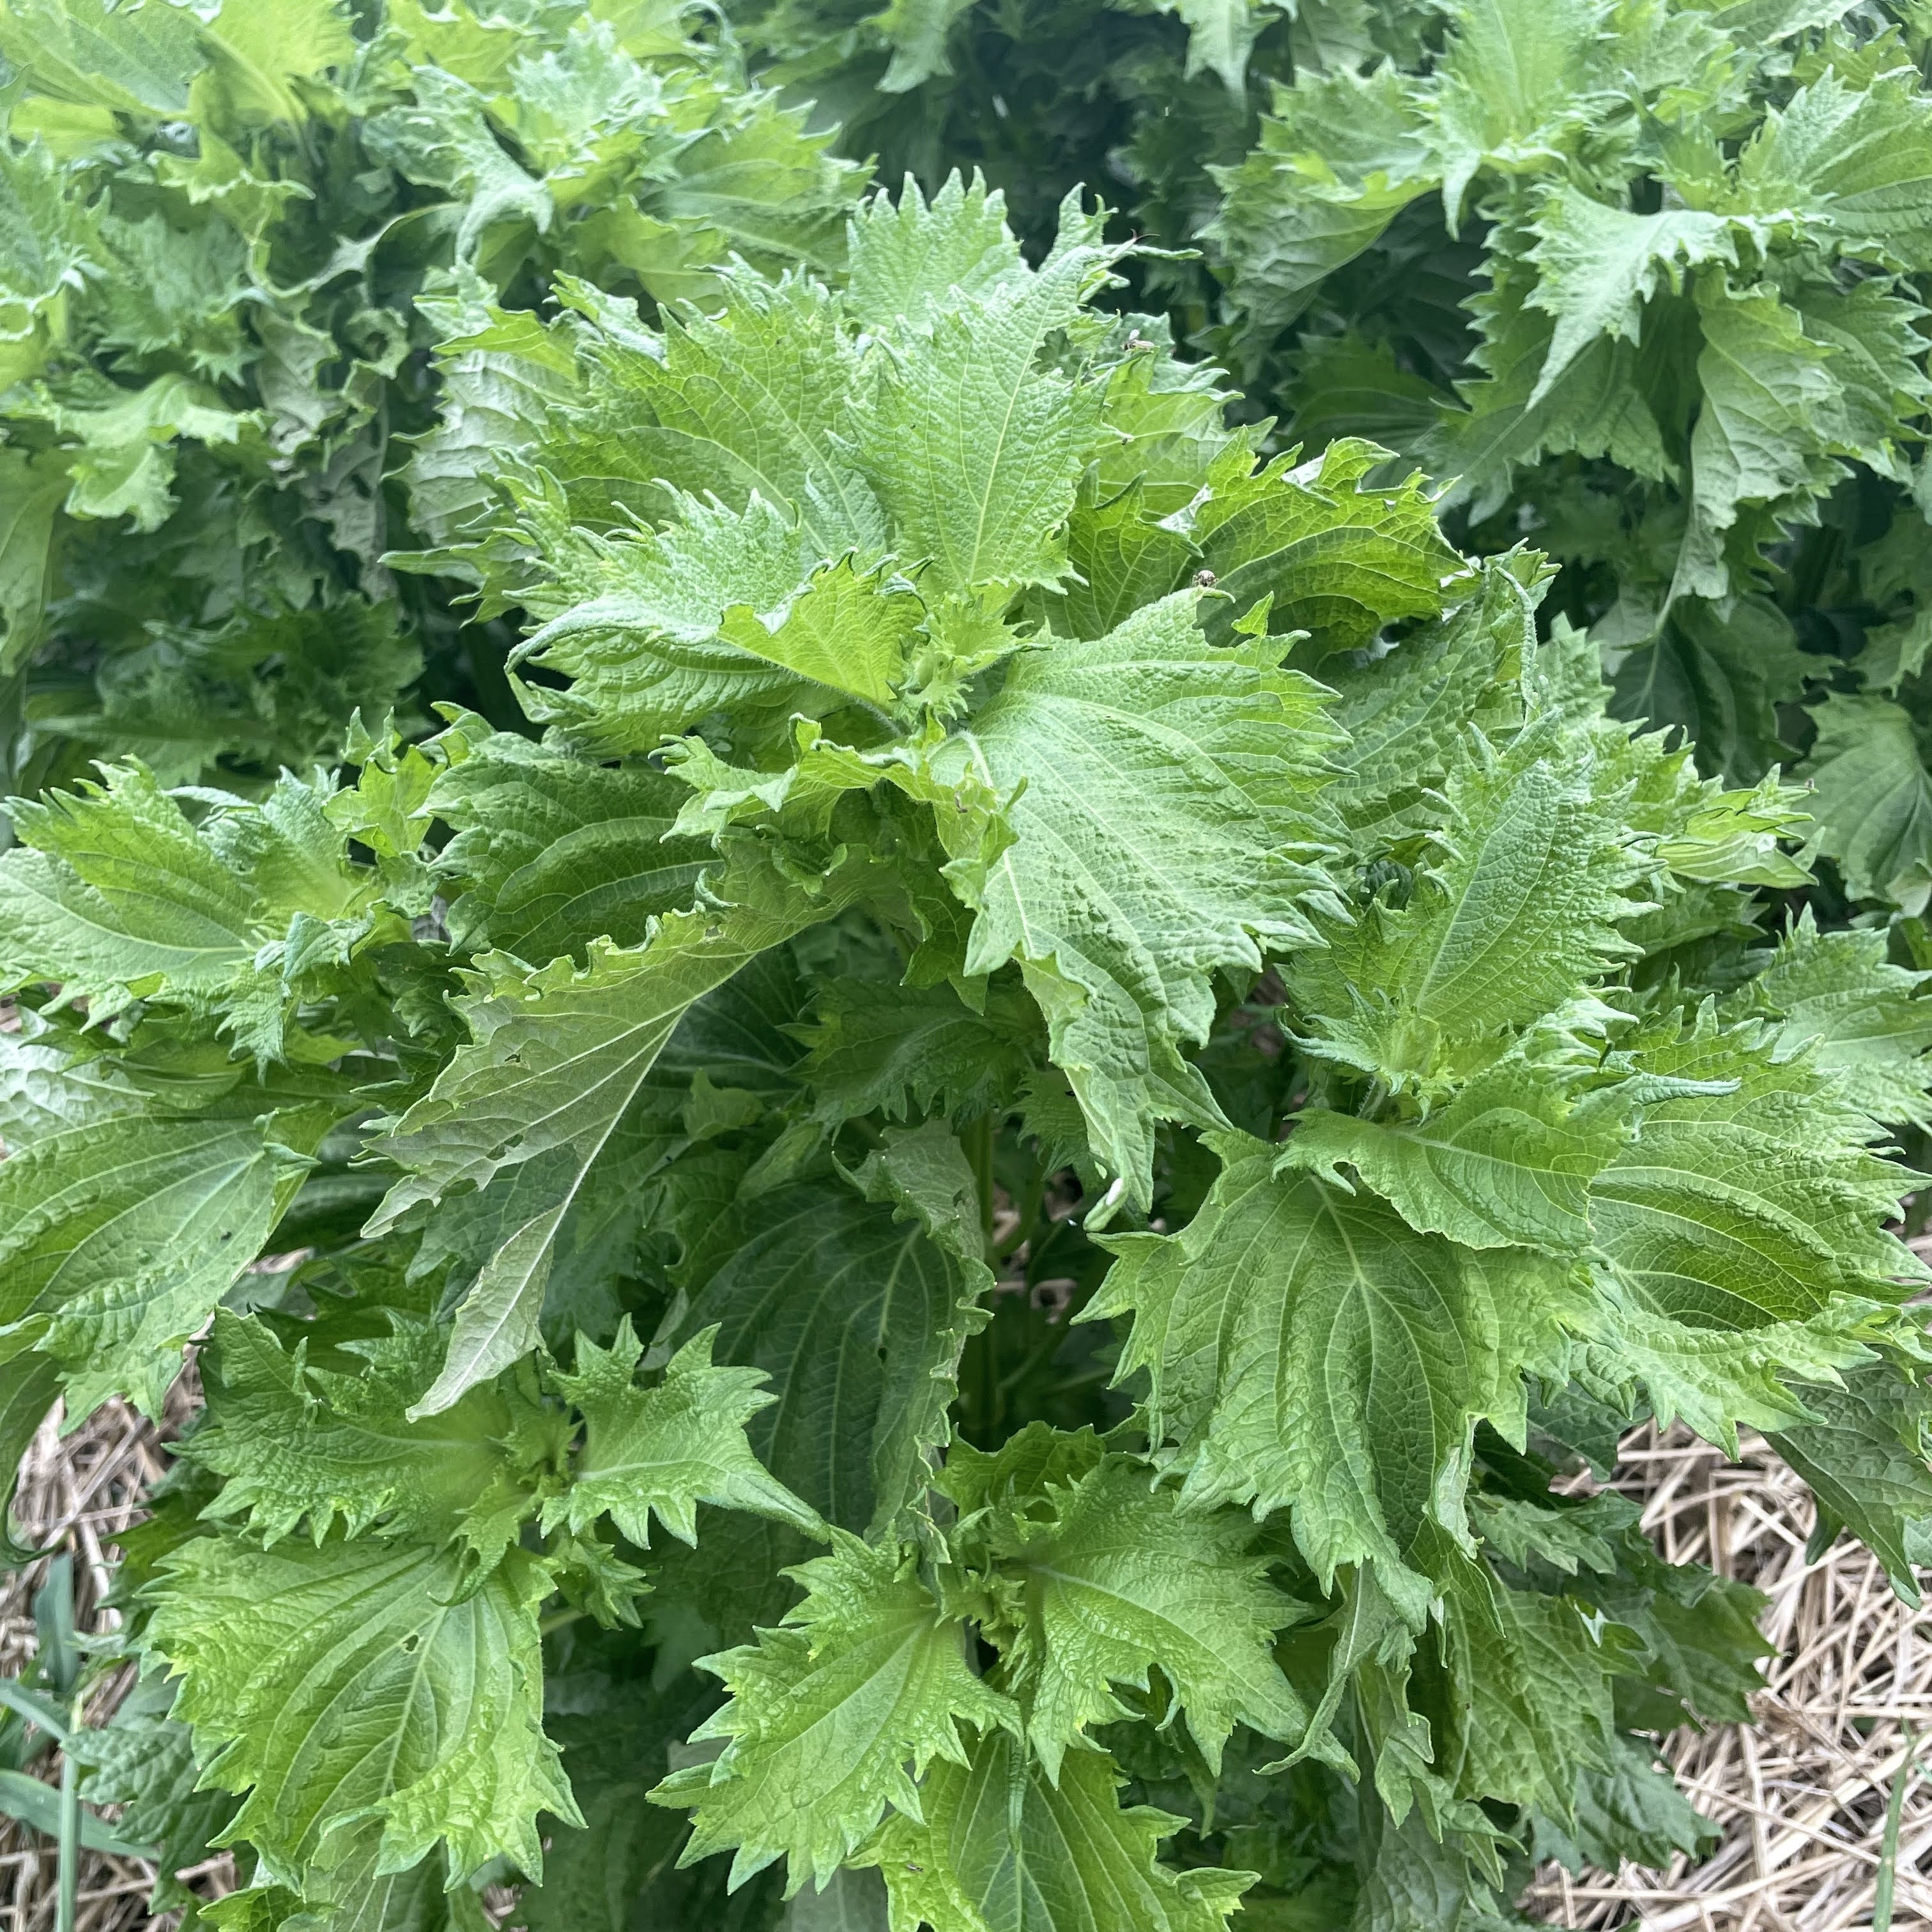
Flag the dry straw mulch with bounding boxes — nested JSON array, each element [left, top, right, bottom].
[[1523, 1422, 1932, 1931], [2, 1406, 1931, 1930], [0, 1391, 204, 1932]]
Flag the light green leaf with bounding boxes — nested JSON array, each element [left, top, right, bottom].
[[1577, 1295, 1883, 1449], [1767, 1361, 1932, 1604], [1088, 1138, 1524, 1620], [1680, 277, 1843, 598], [542, 1321, 821, 1547], [93, 206, 254, 383], [845, 171, 1029, 345], [188, 0, 354, 124], [401, 291, 581, 559], [0, 0, 204, 116], [1526, 187, 1738, 402], [0, 1106, 321, 1415], [1650, 772, 1813, 890], [650, 1533, 1017, 1892], [1588, 1009, 1926, 1335], [0, 1020, 117, 1153], [797, 977, 1039, 1128], [852, 195, 1119, 598], [1181, 438, 1468, 655], [1057, 478, 1197, 641], [555, 266, 882, 556], [1800, 692, 1932, 913], [47, 372, 256, 531], [1316, 556, 1532, 838], [1156, 0, 1275, 93], [0, 447, 68, 673], [430, 729, 712, 963], [510, 489, 883, 749], [1284, 726, 1644, 1098], [1738, 69, 1932, 264], [1278, 1058, 1630, 1252], [965, 1454, 1321, 1778], [145, 1535, 575, 1891], [928, 590, 1341, 1200], [1431, 0, 1613, 226], [1206, 64, 1436, 338], [714, 553, 924, 709], [1726, 912, 1932, 1131], [369, 858, 857, 1416], [671, 1174, 990, 1538], [857, 1732, 1252, 1932], [0, 761, 258, 1004], [187, 1310, 561, 1561], [1091, 327, 1243, 514], [1434, 1553, 1625, 1813]]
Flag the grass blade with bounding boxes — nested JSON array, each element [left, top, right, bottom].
[[0, 1679, 67, 1742], [0, 1768, 157, 1860], [1874, 1723, 1919, 1932], [55, 1750, 77, 1932]]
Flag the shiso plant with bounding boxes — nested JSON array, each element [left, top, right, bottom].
[[735, 0, 1932, 939], [1204, 0, 1932, 931], [3, 155, 1931, 1929], [0, 0, 861, 799]]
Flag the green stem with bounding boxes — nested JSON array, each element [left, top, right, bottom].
[[996, 1155, 1044, 1262], [962, 1314, 997, 1444], [1874, 1724, 1919, 1932], [995, 1327, 1065, 1400], [965, 1111, 996, 1252], [0, 667, 22, 852], [56, 1738, 77, 1932], [1784, 519, 1844, 620], [1045, 1364, 1114, 1395]]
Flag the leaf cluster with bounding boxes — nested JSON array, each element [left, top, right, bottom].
[[756, 0, 1932, 933], [0, 0, 862, 796], [4, 14, 1932, 1931]]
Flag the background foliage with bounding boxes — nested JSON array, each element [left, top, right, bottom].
[[739, 0, 1932, 954], [0, 0, 860, 799]]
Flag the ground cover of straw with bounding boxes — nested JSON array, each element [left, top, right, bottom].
[[2, 1402, 1929, 1930]]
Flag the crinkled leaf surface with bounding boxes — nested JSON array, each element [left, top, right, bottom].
[[542, 1321, 820, 1548], [857, 1731, 1252, 1932], [1088, 1136, 1522, 1619], [369, 857, 857, 1416], [144, 1535, 573, 1892], [652, 1535, 1016, 1892], [963, 1455, 1321, 1778], [928, 591, 1341, 1199]]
